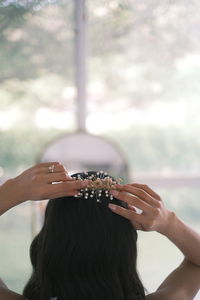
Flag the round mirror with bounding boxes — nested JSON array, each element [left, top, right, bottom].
[[39, 132, 129, 180], [31, 132, 129, 235]]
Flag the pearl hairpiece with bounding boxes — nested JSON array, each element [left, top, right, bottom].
[[73, 171, 120, 203]]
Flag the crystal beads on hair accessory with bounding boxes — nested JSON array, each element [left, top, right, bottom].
[[74, 171, 119, 203]]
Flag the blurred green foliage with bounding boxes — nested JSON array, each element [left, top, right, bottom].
[[107, 125, 200, 174], [0, 0, 74, 83], [0, 0, 200, 214], [0, 2, 200, 296], [0, 128, 60, 175]]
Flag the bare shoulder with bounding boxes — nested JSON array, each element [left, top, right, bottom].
[[0, 287, 25, 300]]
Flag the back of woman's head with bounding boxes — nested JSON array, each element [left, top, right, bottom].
[[23, 171, 145, 300]]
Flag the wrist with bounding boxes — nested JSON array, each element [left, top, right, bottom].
[[157, 210, 178, 236], [158, 211, 200, 266], [8, 177, 26, 204], [0, 177, 25, 215]]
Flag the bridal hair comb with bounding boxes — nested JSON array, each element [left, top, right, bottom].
[[72, 171, 120, 203]]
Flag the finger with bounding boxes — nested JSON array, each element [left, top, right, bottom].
[[30, 162, 65, 174], [127, 204, 137, 212], [113, 185, 159, 207], [48, 189, 79, 199], [108, 203, 142, 223], [129, 183, 161, 201], [127, 204, 144, 217], [48, 180, 89, 194], [110, 190, 154, 212], [45, 172, 72, 183], [23, 162, 61, 175], [115, 183, 125, 190], [33, 162, 60, 169], [40, 163, 69, 175]]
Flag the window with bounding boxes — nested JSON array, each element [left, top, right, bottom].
[[0, 0, 199, 298]]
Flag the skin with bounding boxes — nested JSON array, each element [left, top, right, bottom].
[[0, 162, 88, 216], [0, 171, 199, 299], [109, 183, 200, 300], [0, 162, 89, 300]]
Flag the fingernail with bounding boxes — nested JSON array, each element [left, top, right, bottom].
[[110, 190, 119, 197], [108, 203, 116, 211]]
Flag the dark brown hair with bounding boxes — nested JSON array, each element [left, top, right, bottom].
[[23, 171, 145, 300]]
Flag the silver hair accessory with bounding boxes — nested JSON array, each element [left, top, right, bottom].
[[73, 171, 121, 203], [48, 165, 55, 173]]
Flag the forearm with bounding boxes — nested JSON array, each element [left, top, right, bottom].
[[0, 163, 88, 216], [157, 259, 200, 299], [0, 178, 24, 216], [159, 212, 200, 266]]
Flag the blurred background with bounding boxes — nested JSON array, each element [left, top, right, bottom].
[[0, 0, 200, 298]]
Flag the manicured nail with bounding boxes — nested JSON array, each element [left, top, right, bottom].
[[110, 190, 119, 197], [108, 203, 117, 211]]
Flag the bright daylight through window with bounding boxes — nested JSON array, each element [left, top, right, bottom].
[[0, 0, 200, 299]]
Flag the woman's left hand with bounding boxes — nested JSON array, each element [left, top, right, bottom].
[[109, 183, 172, 234]]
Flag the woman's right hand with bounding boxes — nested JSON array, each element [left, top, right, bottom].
[[10, 162, 88, 202], [108, 183, 173, 235], [0, 162, 88, 215]]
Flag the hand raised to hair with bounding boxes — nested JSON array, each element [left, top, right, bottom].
[[109, 183, 173, 234], [0, 162, 88, 215]]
